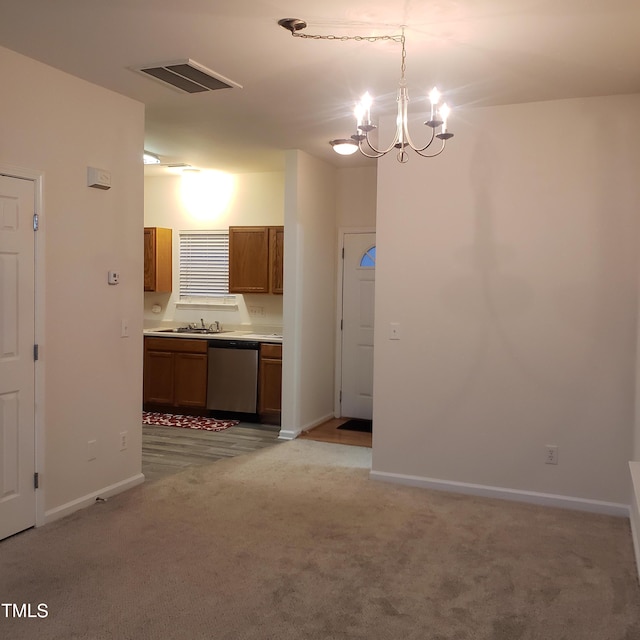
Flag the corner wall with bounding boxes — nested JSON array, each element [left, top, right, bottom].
[[0, 46, 145, 518], [281, 151, 337, 438], [372, 94, 640, 512]]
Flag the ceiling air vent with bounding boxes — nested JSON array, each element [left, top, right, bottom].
[[134, 59, 242, 94]]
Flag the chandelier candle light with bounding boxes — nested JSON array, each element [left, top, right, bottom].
[[279, 18, 453, 163]]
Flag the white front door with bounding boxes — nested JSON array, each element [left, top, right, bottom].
[[0, 175, 36, 540], [340, 232, 376, 419]]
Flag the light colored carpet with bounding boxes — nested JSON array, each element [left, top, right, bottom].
[[1, 440, 639, 639]]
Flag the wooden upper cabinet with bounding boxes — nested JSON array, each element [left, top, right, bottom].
[[269, 226, 284, 294], [229, 226, 283, 294], [144, 227, 172, 292]]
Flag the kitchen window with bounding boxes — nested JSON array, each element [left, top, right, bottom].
[[177, 231, 237, 308]]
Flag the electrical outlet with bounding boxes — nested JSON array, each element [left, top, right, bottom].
[[545, 445, 558, 465], [121, 318, 129, 338], [120, 431, 128, 451], [87, 440, 97, 461], [248, 306, 265, 317]]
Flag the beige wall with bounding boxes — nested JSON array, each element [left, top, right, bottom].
[[281, 151, 338, 438], [372, 94, 640, 508], [0, 46, 145, 517], [336, 165, 377, 228], [144, 172, 284, 329]]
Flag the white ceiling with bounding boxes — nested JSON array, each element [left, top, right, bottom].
[[1, 0, 639, 174]]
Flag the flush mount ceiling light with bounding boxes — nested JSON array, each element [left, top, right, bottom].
[[143, 151, 161, 165], [279, 18, 454, 163], [329, 139, 359, 155]]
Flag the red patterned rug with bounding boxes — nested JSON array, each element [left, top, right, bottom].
[[142, 411, 239, 432]]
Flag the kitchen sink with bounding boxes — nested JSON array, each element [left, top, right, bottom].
[[156, 327, 228, 335]]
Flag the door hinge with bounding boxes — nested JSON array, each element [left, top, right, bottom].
[[342, 247, 345, 259], [339, 390, 342, 402], [340, 319, 343, 331], [33, 344, 39, 361], [33, 213, 39, 231], [34, 472, 39, 489]]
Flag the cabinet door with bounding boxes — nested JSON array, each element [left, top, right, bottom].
[[144, 227, 172, 292], [174, 353, 208, 408], [259, 344, 282, 422], [269, 226, 284, 294], [228, 226, 269, 293], [143, 228, 156, 291], [143, 350, 174, 405]]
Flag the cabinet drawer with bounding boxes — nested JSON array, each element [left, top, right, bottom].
[[260, 343, 282, 359], [145, 337, 208, 354]]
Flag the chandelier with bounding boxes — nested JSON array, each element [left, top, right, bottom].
[[279, 18, 453, 163]]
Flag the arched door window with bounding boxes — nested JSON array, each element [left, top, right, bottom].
[[359, 246, 376, 268]]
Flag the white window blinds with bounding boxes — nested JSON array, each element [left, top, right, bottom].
[[179, 231, 230, 299]]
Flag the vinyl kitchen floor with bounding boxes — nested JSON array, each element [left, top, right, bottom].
[[142, 422, 282, 483]]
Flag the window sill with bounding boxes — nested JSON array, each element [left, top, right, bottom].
[[176, 298, 238, 311]]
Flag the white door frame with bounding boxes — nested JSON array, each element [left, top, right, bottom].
[[0, 163, 46, 529], [334, 227, 376, 418]]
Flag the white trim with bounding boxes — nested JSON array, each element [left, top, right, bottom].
[[278, 412, 335, 441], [629, 462, 640, 583], [0, 163, 46, 529], [335, 227, 376, 418], [43, 473, 145, 524], [278, 429, 300, 441], [175, 301, 238, 311], [370, 469, 630, 518]]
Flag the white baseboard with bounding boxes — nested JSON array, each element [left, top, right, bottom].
[[370, 469, 630, 518], [43, 473, 145, 525], [278, 429, 300, 441], [278, 412, 335, 441], [629, 462, 640, 583]]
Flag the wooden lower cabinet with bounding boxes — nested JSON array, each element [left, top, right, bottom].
[[259, 343, 282, 424], [144, 337, 208, 411]]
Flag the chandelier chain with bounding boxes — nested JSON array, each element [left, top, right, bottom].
[[291, 27, 409, 80], [291, 32, 403, 44]]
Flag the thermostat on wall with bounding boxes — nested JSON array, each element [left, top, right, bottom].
[[87, 167, 111, 190]]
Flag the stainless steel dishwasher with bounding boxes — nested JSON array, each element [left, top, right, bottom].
[[207, 340, 260, 413]]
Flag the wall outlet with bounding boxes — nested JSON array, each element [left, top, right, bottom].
[[545, 445, 559, 465], [248, 306, 265, 317], [120, 431, 128, 451], [87, 439, 97, 461], [121, 318, 129, 337]]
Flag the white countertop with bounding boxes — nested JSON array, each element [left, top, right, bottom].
[[143, 328, 283, 344]]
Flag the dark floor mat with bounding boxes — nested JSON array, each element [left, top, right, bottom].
[[337, 419, 372, 433]]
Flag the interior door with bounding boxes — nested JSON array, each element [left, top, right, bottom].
[[0, 174, 36, 540], [340, 232, 376, 419]]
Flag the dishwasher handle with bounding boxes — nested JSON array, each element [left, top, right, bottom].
[[207, 340, 260, 350]]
